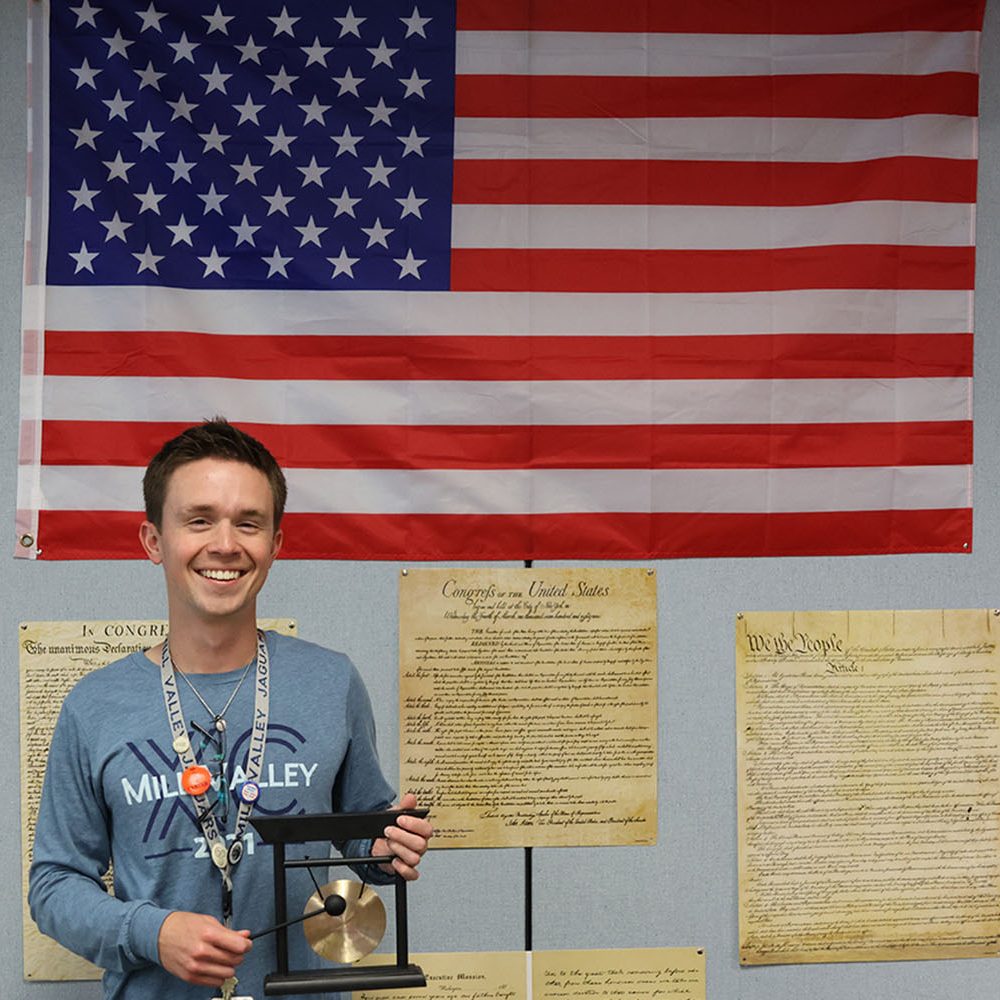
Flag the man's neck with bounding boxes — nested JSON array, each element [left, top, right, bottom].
[[147, 614, 260, 674]]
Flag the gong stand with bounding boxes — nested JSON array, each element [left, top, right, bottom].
[[250, 810, 428, 995]]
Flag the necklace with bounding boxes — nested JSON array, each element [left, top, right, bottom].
[[174, 656, 255, 732]]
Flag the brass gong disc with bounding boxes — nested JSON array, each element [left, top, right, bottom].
[[302, 879, 387, 963]]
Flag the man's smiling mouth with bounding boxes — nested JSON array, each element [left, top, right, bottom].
[[198, 569, 245, 581]]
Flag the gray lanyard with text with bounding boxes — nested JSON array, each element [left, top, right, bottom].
[[159, 630, 270, 926]]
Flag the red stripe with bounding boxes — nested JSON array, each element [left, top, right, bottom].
[[451, 246, 974, 293], [39, 421, 971, 470], [456, 0, 986, 33], [35, 508, 973, 560], [452, 159, 978, 207], [455, 73, 979, 120], [42, 332, 973, 380]]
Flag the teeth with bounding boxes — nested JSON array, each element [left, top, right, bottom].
[[200, 569, 242, 581]]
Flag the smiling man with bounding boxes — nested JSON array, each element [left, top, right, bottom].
[[29, 419, 432, 1000]]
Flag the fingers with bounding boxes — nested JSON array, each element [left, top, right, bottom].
[[158, 911, 252, 986], [382, 794, 434, 881]]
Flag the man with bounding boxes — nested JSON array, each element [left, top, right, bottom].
[[29, 419, 432, 999]]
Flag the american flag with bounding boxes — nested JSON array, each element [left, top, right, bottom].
[[17, 0, 984, 559]]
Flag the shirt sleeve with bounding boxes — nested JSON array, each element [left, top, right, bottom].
[[28, 695, 172, 971]]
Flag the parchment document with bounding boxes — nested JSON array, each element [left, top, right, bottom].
[[20, 618, 296, 981], [353, 948, 704, 1000], [399, 568, 657, 848], [737, 609, 1000, 964]]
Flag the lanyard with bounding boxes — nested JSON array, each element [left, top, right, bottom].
[[159, 630, 270, 925]]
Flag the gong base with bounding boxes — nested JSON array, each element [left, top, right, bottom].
[[264, 963, 427, 995]]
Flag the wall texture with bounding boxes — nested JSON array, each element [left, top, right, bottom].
[[2, 3, 998, 998]]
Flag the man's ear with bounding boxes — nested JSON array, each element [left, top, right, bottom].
[[270, 527, 284, 563], [139, 520, 163, 565]]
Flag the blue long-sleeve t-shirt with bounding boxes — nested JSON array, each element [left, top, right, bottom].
[[29, 630, 396, 1000]]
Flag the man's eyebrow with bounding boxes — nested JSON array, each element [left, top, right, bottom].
[[177, 504, 270, 520]]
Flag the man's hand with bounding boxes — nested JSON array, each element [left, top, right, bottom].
[[158, 911, 252, 986], [373, 792, 433, 881]]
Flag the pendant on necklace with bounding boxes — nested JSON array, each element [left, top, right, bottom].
[[215, 717, 227, 732]]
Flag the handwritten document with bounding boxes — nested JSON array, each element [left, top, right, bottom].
[[399, 568, 657, 848], [737, 609, 1000, 964], [20, 618, 296, 981], [353, 948, 705, 1000]]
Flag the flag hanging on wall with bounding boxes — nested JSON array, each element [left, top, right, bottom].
[[17, 0, 985, 560]]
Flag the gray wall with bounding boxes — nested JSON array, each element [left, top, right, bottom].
[[2, 3, 999, 997]]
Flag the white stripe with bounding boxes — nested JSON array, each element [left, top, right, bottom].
[[41, 376, 970, 426], [34, 465, 970, 515], [452, 202, 974, 250], [454, 115, 977, 162], [456, 30, 980, 77], [40, 286, 972, 336]]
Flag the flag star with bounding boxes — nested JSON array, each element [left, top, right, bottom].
[[103, 89, 133, 121], [236, 35, 266, 64], [169, 31, 199, 63], [329, 186, 360, 218], [104, 29, 134, 60], [71, 1, 99, 28], [399, 68, 429, 98], [301, 36, 332, 67], [70, 119, 102, 150], [71, 59, 101, 89], [334, 6, 366, 38], [299, 95, 331, 125], [363, 155, 395, 188], [134, 121, 164, 152], [294, 215, 328, 247], [332, 124, 362, 157], [136, 3, 167, 34], [367, 37, 398, 68], [167, 150, 196, 183], [397, 126, 428, 157], [102, 151, 136, 182], [135, 182, 167, 215], [166, 92, 199, 122], [201, 62, 232, 95], [136, 60, 166, 91], [198, 183, 228, 214], [198, 246, 230, 277], [233, 94, 265, 126], [269, 5, 300, 37], [297, 156, 329, 187], [230, 214, 261, 247], [361, 217, 394, 249], [264, 125, 297, 156], [328, 246, 359, 278], [203, 4, 234, 35], [133, 244, 164, 274], [69, 241, 99, 274], [400, 6, 432, 38], [199, 124, 231, 154], [365, 97, 397, 126], [69, 179, 100, 211], [395, 186, 427, 219], [166, 214, 198, 246], [333, 66, 364, 97], [266, 66, 298, 95], [100, 211, 133, 242], [262, 185, 294, 216], [394, 248, 425, 278], [231, 154, 264, 185], [263, 245, 293, 278]]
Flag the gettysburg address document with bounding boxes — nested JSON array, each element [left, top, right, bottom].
[[737, 609, 1000, 964], [399, 567, 657, 848]]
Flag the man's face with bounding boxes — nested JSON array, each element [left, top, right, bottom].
[[139, 458, 283, 627]]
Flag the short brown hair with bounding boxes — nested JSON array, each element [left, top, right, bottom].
[[142, 418, 287, 529]]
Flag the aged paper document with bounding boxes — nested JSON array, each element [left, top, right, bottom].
[[737, 609, 1000, 964], [399, 568, 657, 848], [20, 618, 296, 981], [354, 948, 704, 1000]]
